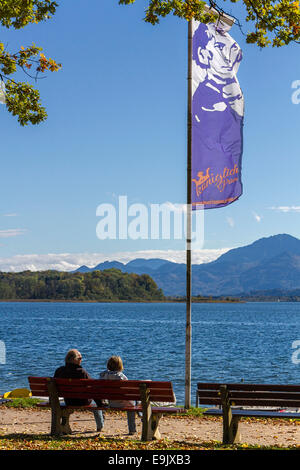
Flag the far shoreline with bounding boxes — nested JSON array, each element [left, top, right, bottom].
[[0, 298, 244, 303], [0, 298, 292, 304]]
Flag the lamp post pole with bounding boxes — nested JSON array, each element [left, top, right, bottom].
[[185, 19, 193, 409]]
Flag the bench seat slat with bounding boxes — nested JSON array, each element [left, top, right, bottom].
[[197, 382, 300, 393], [230, 398, 300, 407], [228, 391, 300, 400], [198, 398, 221, 405], [52, 390, 141, 398], [204, 408, 300, 419], [53, 389, 174, 401], [37, 403, 141, 411], [37, 402, 183, 414], [199, 398, 300, 407], [28, 377, 49, 383], [29, 377, 170, 386], [198, 391, 300, 401], [54, 379, 172, 388]]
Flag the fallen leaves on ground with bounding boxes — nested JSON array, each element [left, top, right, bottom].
[[0, 434, 298, 451]]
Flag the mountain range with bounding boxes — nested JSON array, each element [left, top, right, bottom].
[[74, 234, 300, 296]]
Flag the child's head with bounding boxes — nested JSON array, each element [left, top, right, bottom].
[[107, 355, 123, 372]]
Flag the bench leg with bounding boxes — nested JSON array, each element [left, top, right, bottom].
[[50, 403, 63, 437], [151, 414, 162, 440], [141, 413, 162, 441], [141, 404, 152, 441], [223, 411, 241, 444], [139, 384, 163, 441], [61, 409, 73, 435], [230, 416, 241, 443], [47, 378, 65, 437], [51, 407, 74, 436], [220, 385, 241, 445], [140, 384, 153, 441]]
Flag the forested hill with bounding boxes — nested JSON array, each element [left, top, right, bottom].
[[0, 269, 165, 302]]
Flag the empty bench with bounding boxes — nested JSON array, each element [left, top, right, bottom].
[[196, 382, 300, 444], [28, 377, 184, 440]]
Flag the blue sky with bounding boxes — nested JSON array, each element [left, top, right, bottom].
[[1, 0, 300, 271]]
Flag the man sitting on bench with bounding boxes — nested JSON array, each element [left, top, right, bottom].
[[54, 349, 104, 432]]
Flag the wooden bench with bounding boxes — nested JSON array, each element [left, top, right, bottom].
[[196, 382, 300, 444], [28, 377, 184, 440]]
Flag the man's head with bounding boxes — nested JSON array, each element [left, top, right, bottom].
[[65, 349, 82, 365], [193, 22, 242, 79]]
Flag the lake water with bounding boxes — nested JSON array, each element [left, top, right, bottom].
[[0, 301, 299, 405]]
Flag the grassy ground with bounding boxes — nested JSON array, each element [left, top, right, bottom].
[[2, 398, 43, 408]]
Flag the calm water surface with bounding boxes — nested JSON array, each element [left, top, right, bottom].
[[0, 301, 299, 405]]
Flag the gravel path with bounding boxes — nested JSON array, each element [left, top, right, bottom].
[[0, 408, 299, 448]]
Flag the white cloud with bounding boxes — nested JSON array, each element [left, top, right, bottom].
[[0, 248, 231, 272], [159, 202, 187, 213], [269, 206, 300, 213], [252, 212, 262, 223], [226, 217, 235, 227], [3, 213, 18, 217], [0, 229, 27, 238]]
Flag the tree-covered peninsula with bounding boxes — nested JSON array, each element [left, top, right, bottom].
[[0, 269, 165, 302]]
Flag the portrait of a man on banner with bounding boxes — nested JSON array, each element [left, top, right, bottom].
[[192, 20, 244, 209]]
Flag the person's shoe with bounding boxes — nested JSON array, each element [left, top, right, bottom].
[[128, 431, 136, 435]]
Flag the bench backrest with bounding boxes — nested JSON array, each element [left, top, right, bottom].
[[197, 382, 300, 408], [28, 377, 176, 403]]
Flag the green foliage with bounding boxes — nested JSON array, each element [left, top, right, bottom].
[[0, 1, 61, 125], [179, 406, 208, 417], [119, 0, 300, 47], [5, 81, 47, 126], [241, 0, 300, 47], [0, 1, 58, 29], [3, 398, 42, 408], [0, 269, 165, 302]]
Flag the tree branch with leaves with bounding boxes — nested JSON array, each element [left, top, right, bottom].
[[119, 0, 300, 47], [0, 0, 61, 126]]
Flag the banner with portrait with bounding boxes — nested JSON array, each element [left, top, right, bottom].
[[191, 19, 244, 209]]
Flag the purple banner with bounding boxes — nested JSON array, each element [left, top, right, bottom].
[[192, 20, 244, 209]]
